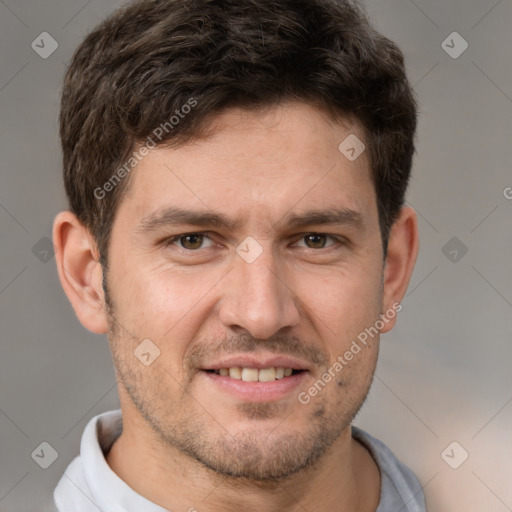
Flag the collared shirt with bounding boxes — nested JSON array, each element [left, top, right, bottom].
[[53, 409, 427, 511]]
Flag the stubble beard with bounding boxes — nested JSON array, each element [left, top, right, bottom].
[[103, 276, 376, 483]]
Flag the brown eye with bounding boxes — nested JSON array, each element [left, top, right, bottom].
[[303, 234, 328, 249], [177, 233, 205, 250], [164, 232, 216, 253]]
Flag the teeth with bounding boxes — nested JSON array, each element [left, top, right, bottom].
[[258, 367, 276, 382], [228, 367, 242, 379], [215, 367, 297, 381], [241, 368, 259, 382]]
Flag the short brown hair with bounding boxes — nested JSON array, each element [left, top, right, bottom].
[[60, 0, 417, 261]]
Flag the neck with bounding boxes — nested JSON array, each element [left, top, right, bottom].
[[106, 406, 380, 512]]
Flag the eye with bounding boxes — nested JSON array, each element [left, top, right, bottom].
[[293, 233, 341, 249], [166, 232, 214, 251]]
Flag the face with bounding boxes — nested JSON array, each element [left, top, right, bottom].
[[104, 102, 386, 481]]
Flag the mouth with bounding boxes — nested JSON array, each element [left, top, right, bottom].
[[200, 356, 310, 402], [204, 366, 304, 382]]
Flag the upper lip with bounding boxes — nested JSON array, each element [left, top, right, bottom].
[[201, 354, 310, 371]]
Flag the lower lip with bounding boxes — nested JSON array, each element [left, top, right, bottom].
[[201, 370, 308, 402]]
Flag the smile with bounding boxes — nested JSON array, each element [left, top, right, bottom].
[[207, 367, 300, 382]]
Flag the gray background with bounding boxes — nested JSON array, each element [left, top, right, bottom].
[[0, 0, 511, 511]]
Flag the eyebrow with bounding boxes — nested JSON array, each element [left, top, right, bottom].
[[135, 206, 364, 234], [136, 207, 243, 233], [284, 208, 363, 230]]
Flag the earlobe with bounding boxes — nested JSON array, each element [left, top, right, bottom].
[[53, 211, 109, 334], [380, 206, 419, 334]]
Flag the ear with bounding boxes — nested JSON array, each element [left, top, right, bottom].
[[380, 206, 419, 334], [52, 211, 109, 334]]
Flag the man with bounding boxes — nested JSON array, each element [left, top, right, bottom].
[[52, 0, 425, 510]]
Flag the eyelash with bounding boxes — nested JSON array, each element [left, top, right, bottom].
[[163, 232, 344, 253]]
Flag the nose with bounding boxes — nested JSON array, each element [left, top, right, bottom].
[[218, 245, 301, 339]]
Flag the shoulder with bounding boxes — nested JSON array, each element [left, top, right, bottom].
[[53, 455, 96, 511], [53, 410, 123, 512], [352, 426, 427, 512]]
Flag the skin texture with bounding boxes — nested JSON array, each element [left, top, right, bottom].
[[53, 101, 419, 512]]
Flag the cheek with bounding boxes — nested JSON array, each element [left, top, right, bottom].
[[302, 265, 383, 350], [108, 263, 224, 367]]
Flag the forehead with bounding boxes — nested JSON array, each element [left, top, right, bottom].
[[120, 102, 376, 232]]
